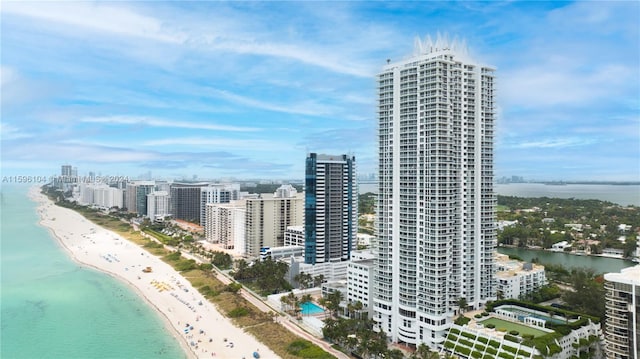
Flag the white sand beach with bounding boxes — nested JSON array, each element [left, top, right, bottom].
[[31, 187, 279, 359]]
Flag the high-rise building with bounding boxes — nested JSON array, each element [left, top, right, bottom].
[[58, 164, 75, 189], [170, 183, 203, 223], [373, 35, 497, 347], [245, 185, 304, 257], [604, 265, 639, 359], [205, 200, 246, 251], [61, 165, 73, 177], [304, 153, 358, 265], [147, 191, 171, 221], [125, 181, 155, 215], [200, 183, 240, 225]]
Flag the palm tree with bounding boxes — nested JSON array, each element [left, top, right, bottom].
[[280, 295, 291, 312], [346, 302, 355, 319], [294, 271, 313, 290], [318, 297, 328, 311], [294, 272, 305, 290], [457, 297, 468, 314], [313, 274, 325, 288], [326, 290, 344, 317], [411, 343, 439, 359], [387, 349, 405, 359], [352, 300, 364, 320]]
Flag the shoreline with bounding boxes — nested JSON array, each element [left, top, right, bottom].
[[30, 186, 278, 359], [498, 244, 636, 262]]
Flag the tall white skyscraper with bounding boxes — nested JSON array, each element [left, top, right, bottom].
[[373, 35, 497, 347]]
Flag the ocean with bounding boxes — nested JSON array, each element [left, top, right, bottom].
[[0, 185, 186, 359], [359, 182, 640, 207]]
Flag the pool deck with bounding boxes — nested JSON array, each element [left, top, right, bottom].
[[460, 308, 552, 339]]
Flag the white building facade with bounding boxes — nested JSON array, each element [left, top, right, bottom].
[[200, 183, 240, 225], [347, 259, 375, 318], [205, 200, 246, 251], [284, 226, 305, 247], [147, 191, 170, 221], [374, 36, 497, 347], [77, 184, 124, 209], [495, 253, 547, 299]]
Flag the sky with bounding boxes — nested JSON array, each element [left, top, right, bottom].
[[1, 1, 639, 182]]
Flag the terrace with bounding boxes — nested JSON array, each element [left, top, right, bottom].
[[443, 301, 601, 359]]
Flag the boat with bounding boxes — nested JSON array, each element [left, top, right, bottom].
[[142, 266, 152, 273]]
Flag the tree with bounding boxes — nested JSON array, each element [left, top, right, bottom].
[[318, 297, 328, 313], [562, 267, 605, 319], [623, 237, 638, 258], [294, 271, 313, 290], [412, 343, 439, 359], [325, 290, 344, 317], [313, 274, 325, 288], [387, 349, 405, 359], [282, 291, 298, 315], [280, 294, 291, 312], [457, 297, 468, 314]]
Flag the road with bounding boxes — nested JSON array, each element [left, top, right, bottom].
[[179, 249, 350, 359]]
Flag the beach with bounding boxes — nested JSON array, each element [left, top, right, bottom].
[[31, 187, 278, 359]]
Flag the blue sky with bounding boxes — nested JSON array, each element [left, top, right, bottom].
[[1, 1, 639, 181]]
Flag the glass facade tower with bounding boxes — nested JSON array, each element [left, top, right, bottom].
[[305, 153, 358, 265]]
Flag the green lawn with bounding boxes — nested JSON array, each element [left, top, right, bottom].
[[479, 318, 548, 338]]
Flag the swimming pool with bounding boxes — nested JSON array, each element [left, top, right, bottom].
[[300, 301, 325, 315], [498, 306, 567, 325]]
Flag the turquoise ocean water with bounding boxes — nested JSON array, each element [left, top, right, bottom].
[[1, 185, 186, 359]]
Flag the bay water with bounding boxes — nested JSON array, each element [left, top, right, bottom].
[[494, 183, 640, 207], [497, 247, 636, 275], [360, 182, 640, 207], [0, 185, 186, 359]]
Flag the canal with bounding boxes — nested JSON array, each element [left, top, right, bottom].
[[497, 247, 636, 275]]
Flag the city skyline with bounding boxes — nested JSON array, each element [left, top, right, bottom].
[[2, 1, 639, 181]]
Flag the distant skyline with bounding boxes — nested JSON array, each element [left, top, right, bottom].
[[2, 1, 639, 181]]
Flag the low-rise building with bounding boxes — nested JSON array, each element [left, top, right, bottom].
[[442, 303, 602, 359], [260, 246, 304, 261], [495, 253, 547, 299], [551, 240, 570, 251], [284, 256, 349, 285], [347, 258, 375, 318], [284, 226, 305, 247]]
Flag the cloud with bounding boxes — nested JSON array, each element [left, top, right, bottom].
[[298, 127, 377, 166], [140, 137, 288, 150], [0, 123, 33, 140], [204, 88, 337, 117], [501, 64, 636, 109], [204, 40, 373, 78], [504, 137, 597, 149], [2, 2, 185, 43], [3, 1, 376, 78], [81, 116, 260, 132]]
